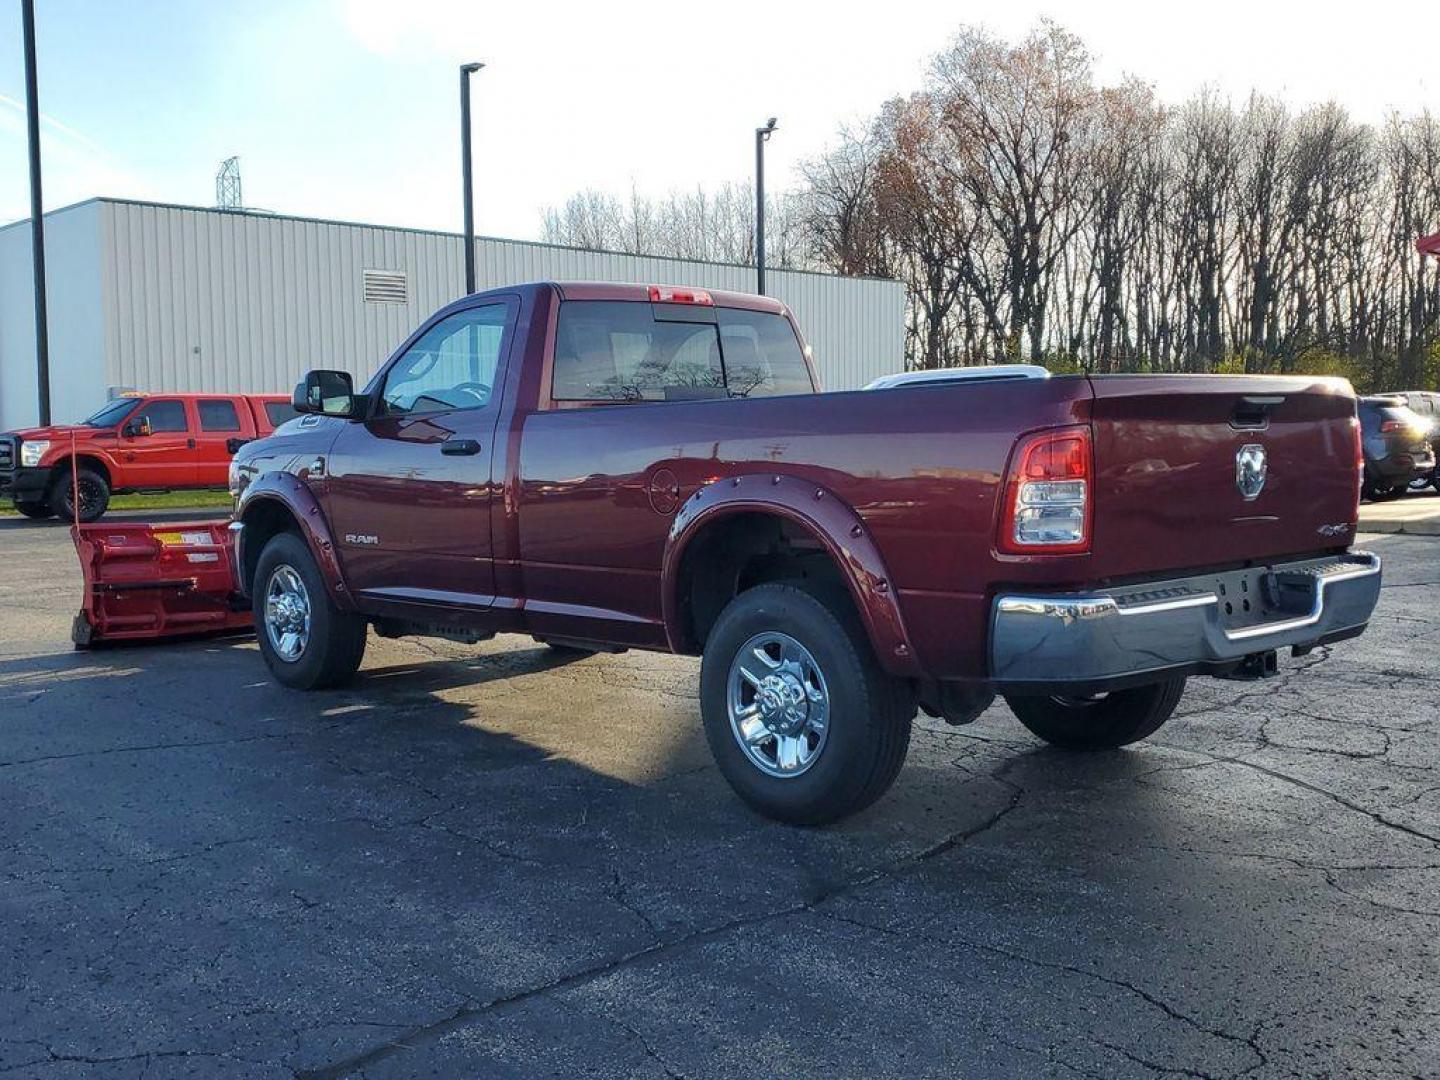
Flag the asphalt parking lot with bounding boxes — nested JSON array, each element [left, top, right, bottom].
[[2, 519, 1437, 1079]]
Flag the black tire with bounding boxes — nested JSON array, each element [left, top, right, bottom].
[[13, 501, 52, 519], [1004, 678, 1187, 750], [48, 467, 110, 522], [253, 532, 367, 690], [699, 582, 915, 825]]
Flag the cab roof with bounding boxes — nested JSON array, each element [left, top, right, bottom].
[[468, 280, 788, 315]]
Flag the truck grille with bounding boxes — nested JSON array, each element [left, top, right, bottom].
[[0, 434, 14, 474]]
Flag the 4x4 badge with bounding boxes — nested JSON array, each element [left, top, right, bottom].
[[1235, 444, 1267, 500]]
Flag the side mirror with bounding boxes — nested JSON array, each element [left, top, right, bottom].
[[122, 417, 152, 438], [293, 369, 360, 418]]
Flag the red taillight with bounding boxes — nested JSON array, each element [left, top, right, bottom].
[[1379, 419, 1404, 433], [998, 425, 1093, 555], [648, 285, 713, 306], [1352, 415, 1364, 510]]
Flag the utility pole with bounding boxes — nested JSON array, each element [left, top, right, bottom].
[[460, 62, 484, 295], [22, 0, 51, 424], [754, 117, 777, 296]]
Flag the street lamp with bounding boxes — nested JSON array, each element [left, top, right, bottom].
[[755, 117, 778, 295], [460, 62, 485, 295]]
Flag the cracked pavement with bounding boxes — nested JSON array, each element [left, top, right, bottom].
[[1, 520, 1437, 1078]]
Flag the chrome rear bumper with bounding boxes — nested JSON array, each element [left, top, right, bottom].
[[990, 552, 1381, 692]]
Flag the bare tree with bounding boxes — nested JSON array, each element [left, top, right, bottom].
[[541, 21, 1440, 388]]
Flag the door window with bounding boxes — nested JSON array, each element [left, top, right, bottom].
[[197, 400, 241, 431], [137, 400, 188, 432], [381, 304, 510, 416]]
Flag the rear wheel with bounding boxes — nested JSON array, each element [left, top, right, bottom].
[[13, 501, 52, 519], [699, 582, 915, 825], [253, 532, 367, 689], [48, 467, 110, 522], [1004, 678, 1187, 750]]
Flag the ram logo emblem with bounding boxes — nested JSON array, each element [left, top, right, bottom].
[[1235, 444, 1267, 501], [344, 533, 380, 546]]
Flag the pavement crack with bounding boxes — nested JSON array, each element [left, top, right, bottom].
[[291, 901, 810, 1079], [548, 992, 688, 1079], [297, 765, 1028, 1079], [0, 725, 338, 769], [817, 910, 1266, 1073], [1180, 751, 1440, 848], [1093, 1038, 1220, 1078]]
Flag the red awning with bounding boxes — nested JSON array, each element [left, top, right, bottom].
[[1419, 231, 1440, 258]]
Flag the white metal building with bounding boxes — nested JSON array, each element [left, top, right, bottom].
[[0, 198, 905, 430]]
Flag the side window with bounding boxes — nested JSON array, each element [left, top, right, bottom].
[[137, 399, 188, 433], [553, 301, 724, 402], [381, 304, 509, 415], [264, 401, 299, 427], [717, 310, 815, 398], [197, 400, 241, 431]]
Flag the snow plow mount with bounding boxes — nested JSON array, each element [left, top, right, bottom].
[[70, 521, 252, 646]]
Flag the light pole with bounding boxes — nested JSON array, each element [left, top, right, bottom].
[[755, 117, 777, 295], [460, 62, 484, 295], [22, 0, 50, 425]]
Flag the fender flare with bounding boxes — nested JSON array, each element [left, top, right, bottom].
[[41, 447, 120, 484], [660, 474, 921, 677], [235, 472, 355, 611]]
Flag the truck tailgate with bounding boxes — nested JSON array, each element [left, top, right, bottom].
[[1086, 375, 1358, 580]]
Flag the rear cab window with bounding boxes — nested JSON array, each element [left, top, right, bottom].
[[197, 400, 241, 431], [263, 401, 299, 428], [551, 300, 814, 404], [716, 308, 815, 398]]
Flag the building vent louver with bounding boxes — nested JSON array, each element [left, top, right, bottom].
[[363, 269, 408, 304]]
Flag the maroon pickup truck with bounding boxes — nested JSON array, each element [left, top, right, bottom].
[[228, 281, 1381, 823]]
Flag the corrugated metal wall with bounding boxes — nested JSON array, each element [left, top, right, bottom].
[[97, 200, 904, 398], [0, 203, 107, 430]]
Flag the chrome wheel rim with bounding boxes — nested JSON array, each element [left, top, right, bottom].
[[727, 631, 830, 778], [264, 565, 311, 662]]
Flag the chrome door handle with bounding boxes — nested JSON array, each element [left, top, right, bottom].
[[441, 439, 482, 456]]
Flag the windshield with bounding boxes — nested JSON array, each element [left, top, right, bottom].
[[79, 399, 139, 428]]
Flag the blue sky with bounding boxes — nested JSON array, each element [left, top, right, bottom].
[[3, 0, 1437, 239]]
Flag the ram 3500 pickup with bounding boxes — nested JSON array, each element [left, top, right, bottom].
[[228, 281, 1381, 823]]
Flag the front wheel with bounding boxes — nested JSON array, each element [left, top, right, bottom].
[[1004, 678, 1186, 750], [48, 467, 110, 522], [253, 532, 368, 689], [13, 501, 52, 519], [699, 583, 915, 825]]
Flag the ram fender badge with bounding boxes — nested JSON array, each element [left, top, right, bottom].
[[1235, 444, 1267, 500], [344, 533, 380, 546]]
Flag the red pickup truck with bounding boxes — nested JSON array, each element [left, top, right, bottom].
[[228, 281, 1381, 823], [2, 393, 294, 521]]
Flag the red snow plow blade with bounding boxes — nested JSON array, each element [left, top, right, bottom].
[[70, 521, 252, 646]]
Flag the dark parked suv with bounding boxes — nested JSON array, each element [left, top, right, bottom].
[[1359, 395, 1435, 501], [1390, 391, 1440, 491]]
